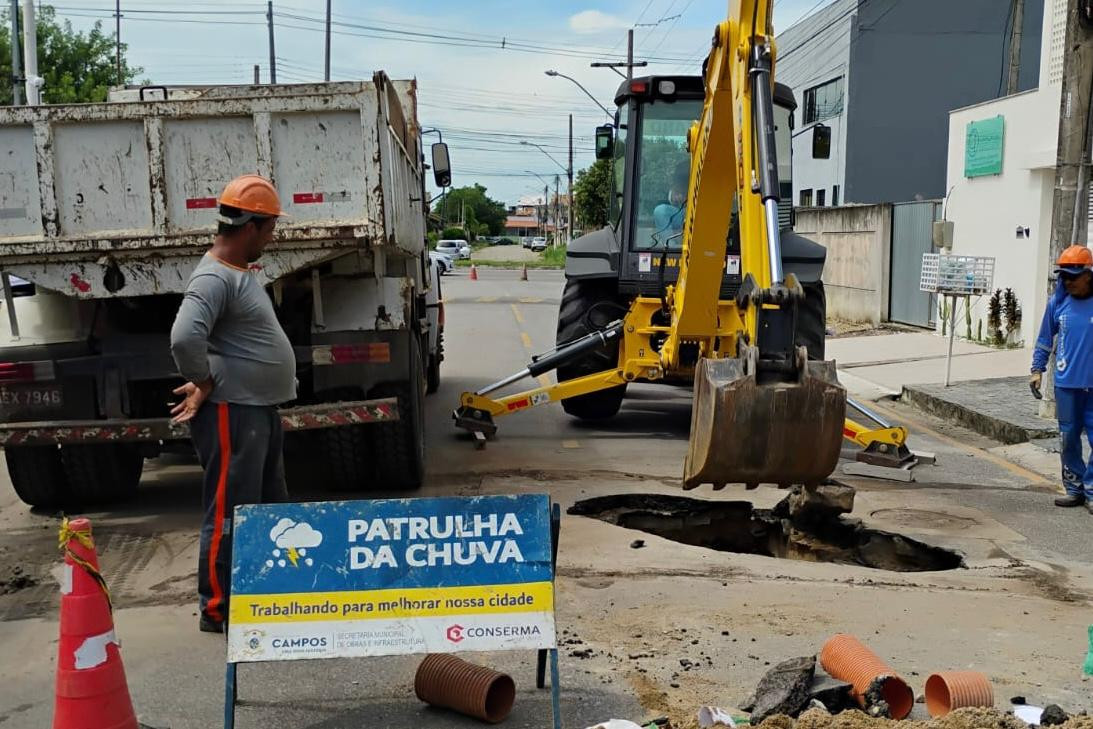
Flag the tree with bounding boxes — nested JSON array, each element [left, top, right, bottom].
[[0, 6, 143, 105], [573, 158, 611, 230], [437, 184, 507, 236]]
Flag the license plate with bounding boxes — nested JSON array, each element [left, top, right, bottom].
[[0, 386, 63, 409]]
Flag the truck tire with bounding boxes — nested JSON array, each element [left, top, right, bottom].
[[797, 280, 827, 361], [5, 445, 70, 508], [60, 444, 143, 504], [371, 336, 426, 490], [556, 278, 628, 420], [314, 426, 371, 491]]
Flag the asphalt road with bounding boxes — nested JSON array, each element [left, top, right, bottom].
[[1, 267, 1091, 728]]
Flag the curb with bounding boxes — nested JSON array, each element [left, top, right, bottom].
[[901, 385, 1057, 445]]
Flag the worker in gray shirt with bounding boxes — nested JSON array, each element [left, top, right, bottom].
[[170, 174, 295, 634]]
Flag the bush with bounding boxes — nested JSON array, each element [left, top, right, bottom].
[[441, 227, 467, 241]]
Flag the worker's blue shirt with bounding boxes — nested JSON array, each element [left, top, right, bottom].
[[1032, 283, 1093, 388]]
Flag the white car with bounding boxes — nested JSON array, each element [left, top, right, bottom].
[[429, 249, 453, 275], [529, 237, 548, 252], [436, 239, 470, 260]]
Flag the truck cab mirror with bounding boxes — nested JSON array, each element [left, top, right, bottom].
[[811, 124, 831, 159], [595, 126, 614, 160], [431, 142, 451, 188]]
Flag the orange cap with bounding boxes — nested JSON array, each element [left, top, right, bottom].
[[218, 174, 284, 217], [1056, 244, 1093, 271]]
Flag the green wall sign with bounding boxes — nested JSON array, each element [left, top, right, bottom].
[[965, 116, 1005, 178]]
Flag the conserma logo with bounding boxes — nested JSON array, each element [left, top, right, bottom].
[[446, 624, 465, 643], [445, 624, 541, 643]]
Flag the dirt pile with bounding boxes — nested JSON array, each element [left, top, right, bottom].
[[755, 707, 1093, 729]]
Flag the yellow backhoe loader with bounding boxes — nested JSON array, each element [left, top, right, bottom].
[[455, 0, 916, 487]]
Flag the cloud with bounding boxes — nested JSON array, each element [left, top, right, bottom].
[[269, 518, 296, 543], [275, 522, 324, 549], [568, 9, 629, 34]]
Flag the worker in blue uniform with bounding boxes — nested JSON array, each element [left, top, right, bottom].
[[1031, 244, 1093, 511]]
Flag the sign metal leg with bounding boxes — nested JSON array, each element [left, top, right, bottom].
[[549, 647, 562, 729], [224, 662, 237, 729]]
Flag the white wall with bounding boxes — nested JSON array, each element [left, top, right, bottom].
[[776, 0, 855, 207], [944, 87, 1059, 347]]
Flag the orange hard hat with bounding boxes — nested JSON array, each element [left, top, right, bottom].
[[1056, 244, 1093, 273], [218, 174, 284, 217]]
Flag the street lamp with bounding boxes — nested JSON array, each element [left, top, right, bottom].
[[544, 70, 614, 122], [522, 145, 570, 248]]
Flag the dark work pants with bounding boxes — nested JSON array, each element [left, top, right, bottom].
[[191, 401, 287, 624]]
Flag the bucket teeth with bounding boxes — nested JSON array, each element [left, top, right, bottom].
[[683, 354, 846, 489]]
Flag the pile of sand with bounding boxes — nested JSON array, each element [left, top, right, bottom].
[[750, 707, 1093, 729]]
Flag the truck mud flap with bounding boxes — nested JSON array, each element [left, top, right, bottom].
[[683, 349, 846, 490]]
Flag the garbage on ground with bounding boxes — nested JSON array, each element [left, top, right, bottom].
[[1014, 706, 1044, 726], [697, 706, 738, 727], [1085, 626, 1093, 677], [584, 721, 645, 729]]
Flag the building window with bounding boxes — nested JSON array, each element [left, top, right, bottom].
[[816, 189, 826, 207], [803, 77, 844, 125], [832, 185, 840, 206], [800, 189, 813, 207]]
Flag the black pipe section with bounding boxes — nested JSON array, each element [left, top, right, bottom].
[[527, 321, 625, 377], [750, 44, 780, 204]]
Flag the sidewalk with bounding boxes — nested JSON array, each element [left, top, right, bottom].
[[829, 331, 1056, 444]]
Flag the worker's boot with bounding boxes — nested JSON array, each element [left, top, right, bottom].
[[199, 615, 225, 634], [1054, 494, 1086, 508]]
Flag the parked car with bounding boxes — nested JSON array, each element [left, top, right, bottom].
[[429, 249, 453, 275], [529, 237, 548, 252], [436, 239, 470, 260], [496, 237, 516, 246]]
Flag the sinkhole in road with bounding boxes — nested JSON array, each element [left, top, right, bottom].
[[568, 494, 964, 572]]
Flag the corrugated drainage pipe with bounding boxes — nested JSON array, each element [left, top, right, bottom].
[[819, 634, 914, 719], [925, 671, 994, 717], [415, 653, 516, 723]]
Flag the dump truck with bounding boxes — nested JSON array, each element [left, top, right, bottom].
[[0, 74, 449, 507]]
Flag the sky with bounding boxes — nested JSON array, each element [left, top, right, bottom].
[[49, 0, 834, 206]]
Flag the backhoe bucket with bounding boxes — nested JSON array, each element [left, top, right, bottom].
[[683, 353, 846, 489]]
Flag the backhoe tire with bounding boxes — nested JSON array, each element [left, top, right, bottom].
[[60, 444, 143, 504], [797, 280, 827, 361], [371, 336, 426, 491], [556, 278, 627, 420], [5, 445, 70, 508]]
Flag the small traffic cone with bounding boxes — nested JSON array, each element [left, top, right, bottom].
[[469, 264, 478, 281], [54, 517, 138, 729], [520, 264, 528, 281]]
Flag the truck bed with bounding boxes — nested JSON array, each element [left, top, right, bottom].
[[0, 76, 423, 298]]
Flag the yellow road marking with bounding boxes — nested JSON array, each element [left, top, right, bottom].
[[866, 399, 1053, 487], [476, 296, 498, 303], [519, 297, 543, 304], [537, 374, 552, 388], [510, 304, 525, 325], [520, 332, 533, 350], [562, 439, 580, 449]]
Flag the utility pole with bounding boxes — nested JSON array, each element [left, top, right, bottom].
[[554, 176, 560, 249], [115, 0, 122, 86], [253, 64, 260, 84], [267, 1, 277, 84], [1005, 0, 1025, 95], [543, 185, 549, 238], [568, 113, 574, 246], [626, 29, 634, 84], [1043, 0, 1093, 416], [22, 0, 39, 106], [9, 0, 22, 106], [324, 0, 332, 82]]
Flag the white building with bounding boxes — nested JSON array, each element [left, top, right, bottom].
[[944, 0, 1065, 346]]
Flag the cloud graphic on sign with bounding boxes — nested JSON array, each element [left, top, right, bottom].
[[275, 522, 323, 549], [269, 518, 297, 543]]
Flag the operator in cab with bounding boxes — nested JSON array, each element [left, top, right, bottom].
[[1031, 244, 1093, 513], [169, 174, 296, 633], [652, 160, 690, 238]]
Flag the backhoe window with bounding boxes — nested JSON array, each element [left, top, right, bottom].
[[611, 104, 628, 224], [633, 99, 702, 251]]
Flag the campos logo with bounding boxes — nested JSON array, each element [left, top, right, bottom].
[[272, 636, 329, 649], [446, 625, 465, 643]]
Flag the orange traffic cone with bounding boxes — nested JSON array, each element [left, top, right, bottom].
[[469, 264, 478, 281], [54, 517, 137, 729], [520, 264, 528, 281]]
